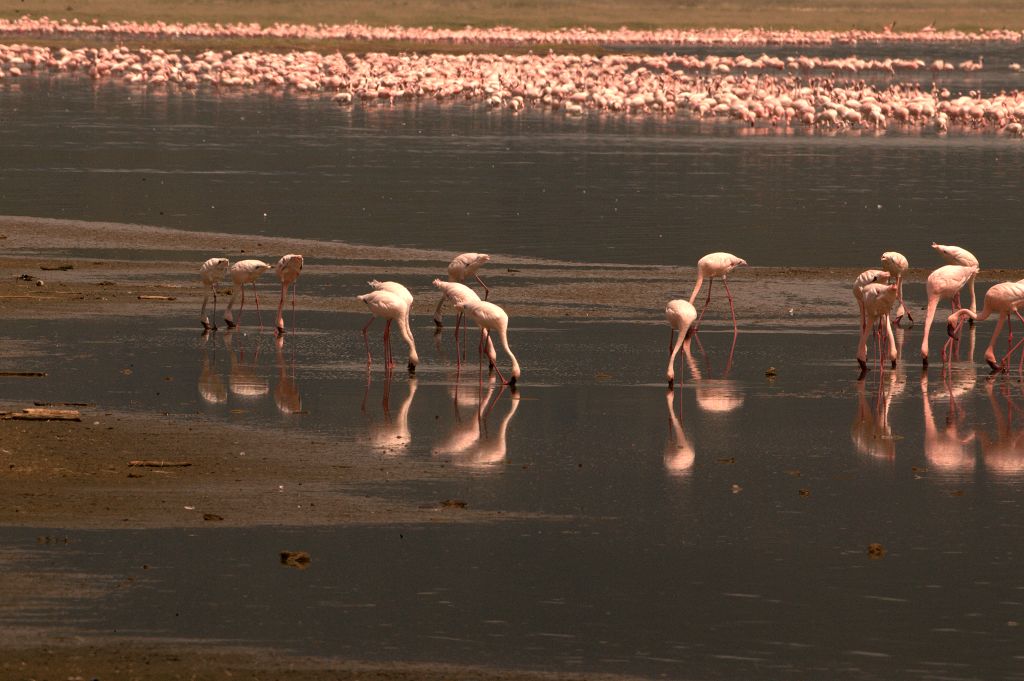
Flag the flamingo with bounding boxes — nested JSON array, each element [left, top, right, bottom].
[[689, 252, 747, 331], [199, 257, 230, 330], [455, 299, 520, 386], [856, 282, 900, 371], [433, 252, 491, 326], [224, 259, 272, 329], [880, 251, 912, 324], [357, 289, 418, 374], [432, 279, 494, 363], [946, 280, 1024, 371], [920, 264, 978, 366], [853, 269, 891, 330], [932, 242, 979, 315], [274, 254, 303, 335], [665, 299, 697, 388]]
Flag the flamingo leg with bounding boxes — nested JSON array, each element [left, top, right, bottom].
[[695, 278, 714, 331], [722, 277, 738, 331], [476, 274, 490, 300], [238, 285, 246, 326], [384, 320, 394, 369], [211, 286, 219, 331], [361, 316, 375, 364], [252, 283, 263, 329], [454, 310, 462, 368], [276, 284, 286, 334]]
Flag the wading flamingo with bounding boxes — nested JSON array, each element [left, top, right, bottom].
[[224, 259, 272, 328], [689, 252, 747, 331], [880, 251, 912, 324], [920, 264, 978, 366], [199, 257, 230, 330], [856, 282, 899, 371], [357, 289, 418, 374], [433, 252, 491, 326], [433, 279, 494, 364], [947, 280, 1024, 371], [274, 254, 303, 334], [853, 269, 891, 330], [665, 299, 698, 387], [455, 299, 520, 386], [932, 242, 979, 315]]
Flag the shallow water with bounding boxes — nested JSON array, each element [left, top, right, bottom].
[[2, 312, 1024, 678], [2, 74, 1024, 267]]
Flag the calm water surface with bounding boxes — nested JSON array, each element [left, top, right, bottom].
[[1, 313, 1023, 679], [1, 74, 1024, 266]]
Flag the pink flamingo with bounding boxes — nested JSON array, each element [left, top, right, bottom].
[[665, 299, 698, 387], [853, 269, 891, 330], [433, 252, 491, 326], [689, 252, 747, 331], [856, 282, 899, 371], [932, 242, 979, 315], [357, 289, 418, 374], [224, 259, 272, 329], [920, 264, 978, 366], [274, 254, 303, 334], [432, 279, 494, 364], [880, 251, 912, 324], [455, 299, 520, 386], [199, 257, 230, 330], [946, 280, 1024, 371]]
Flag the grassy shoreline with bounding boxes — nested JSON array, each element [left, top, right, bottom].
[[2, 1, 1024, 35]]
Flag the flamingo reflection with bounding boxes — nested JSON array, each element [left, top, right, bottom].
[[686, 333, 744, 413], [980, 380, 1024, 475], [223, 330, 270, 400], [362, 370, 417, 456], [198, 330, 227, 404], [664, 388, 695, 476], [432, 375, 520, 468], [851, 370, 903, 461], [921, 370, 976, 472], [273, 334, 302, 415]]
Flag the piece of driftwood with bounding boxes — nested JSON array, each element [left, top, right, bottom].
[[40, 265, 73, 271], [3, 408, 81, 421], [0, 371, 47, 377], [128, 460, 192, 467], [137, 295, 177, 301], [33, 401, 91, 407]]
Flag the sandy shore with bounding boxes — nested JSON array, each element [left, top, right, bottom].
[[2, 214, 1022, 679]]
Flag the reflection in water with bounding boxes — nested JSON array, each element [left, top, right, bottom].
[[981, 380, 1024, 475], [223, 330, 270, 399], [664, 388, 695, 476], [432, 375, 520, 468], [685, 336, 744, 413], [921, 370, 976, 472], [198, 330, 227, 404], [851, 371, 902, 461], [273, 335, 302, 415], [362, 371, 417, 455]]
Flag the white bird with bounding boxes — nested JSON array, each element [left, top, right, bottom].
[[432, 279, 494, 363], [932, 242, 979, 316], [433, 252, 491, 326], [946, 280, 1024, 371], [199, 257, 230, 330], [689, 252, 747, 331], [357, 289, 418, 374], [880, 251, 912, 324], [920, 264, 978, 366], [853, 269, 891, 330], [455, 299, 520, 386], [856, 282, 899, 371], [224, 259, 272, 328], [274, 254, 303, 334], [665, 299, 697, 387]]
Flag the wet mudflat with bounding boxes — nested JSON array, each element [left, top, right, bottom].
[[1, 305, 1023, 679]]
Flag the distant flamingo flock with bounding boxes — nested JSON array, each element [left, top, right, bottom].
[[3, 42, 1024, 133], [197, 243, 1024, 391]]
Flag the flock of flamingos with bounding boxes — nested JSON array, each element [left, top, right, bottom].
[[3, 18, 1024, 133], [200, 243, 1024, 391]]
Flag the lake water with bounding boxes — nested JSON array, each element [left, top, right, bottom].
[[2, 311, 1024, 678], [1, 72, 1024, 267], [3, 64, 1024, 679]]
